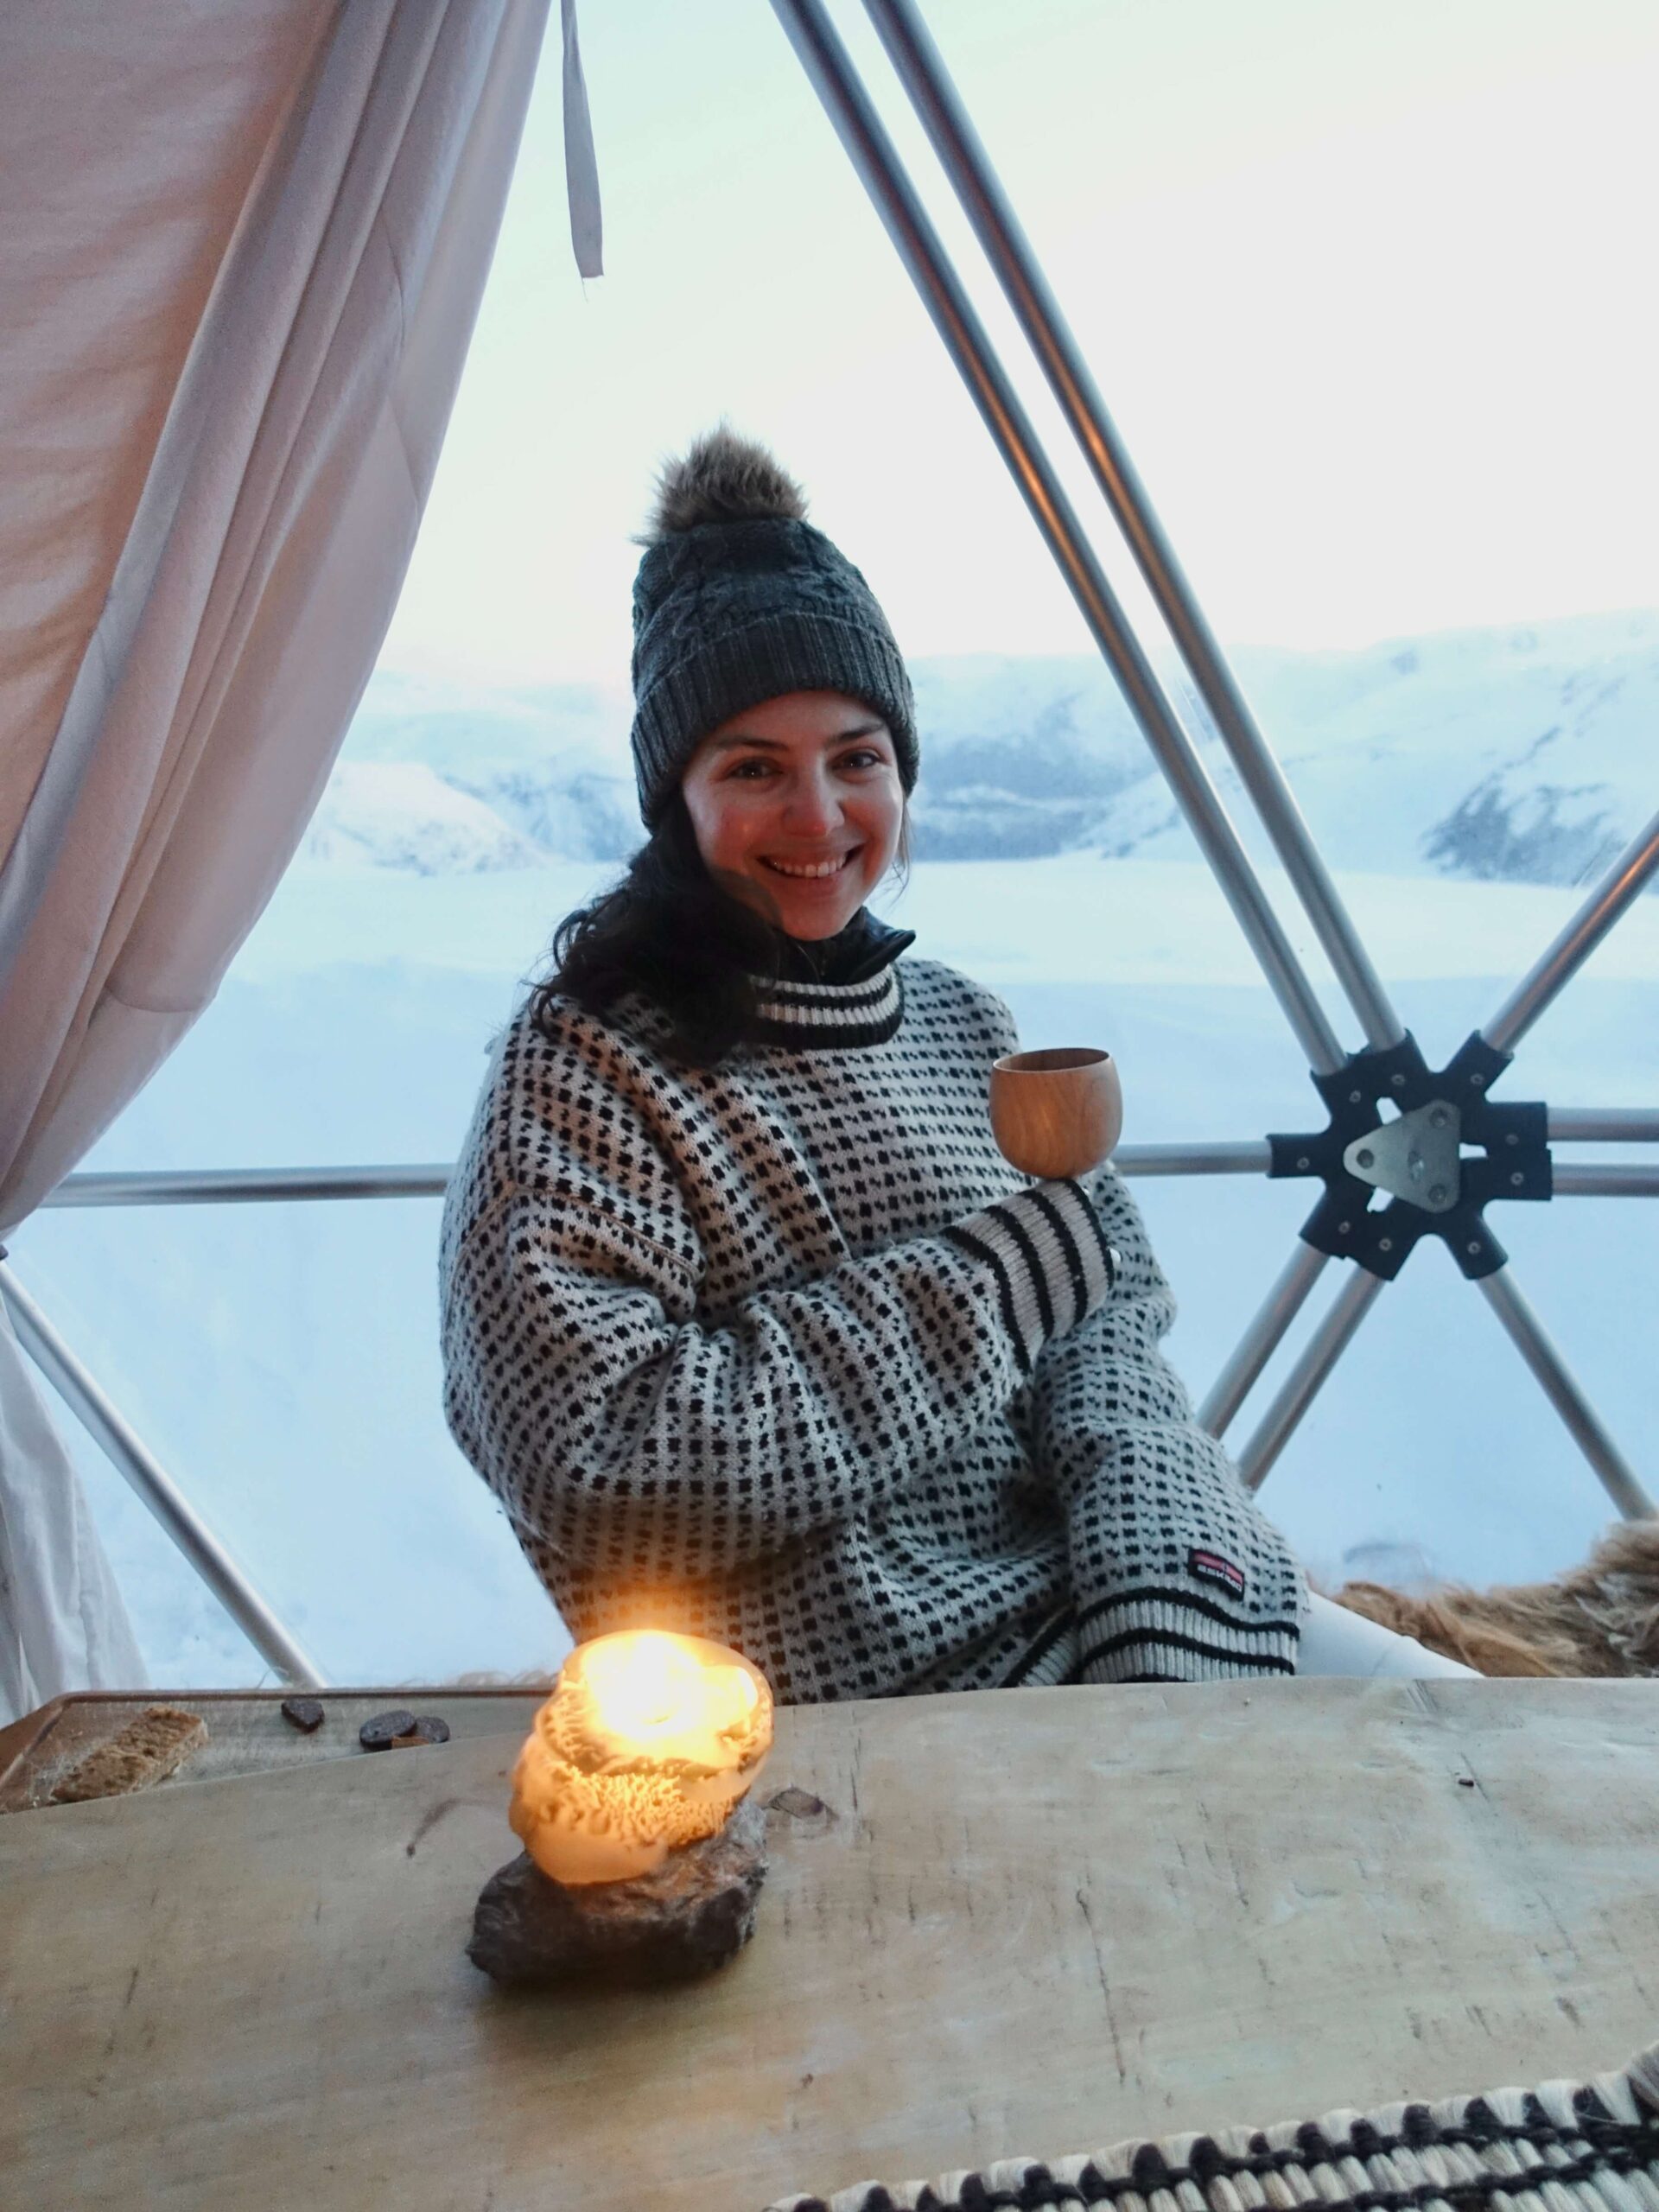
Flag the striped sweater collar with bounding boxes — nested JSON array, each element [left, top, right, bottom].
[[745, 963, 906, 1051]]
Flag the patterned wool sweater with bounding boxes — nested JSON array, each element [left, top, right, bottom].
[[439, 940, 1306, 1703]]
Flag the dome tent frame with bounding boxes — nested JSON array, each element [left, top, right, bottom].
[[1, 0, 1654, 1683], [772, 0, 1659, 1510]]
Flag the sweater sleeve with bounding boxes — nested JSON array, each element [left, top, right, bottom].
[[1028, 1165, 1307, 1681], [440, 1046, 1116, 1586]]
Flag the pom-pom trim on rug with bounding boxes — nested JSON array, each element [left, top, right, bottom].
[[766, 2037, 1659, 2212]]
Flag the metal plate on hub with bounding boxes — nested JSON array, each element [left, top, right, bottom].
[[1342, 1100, 1462, 1213]]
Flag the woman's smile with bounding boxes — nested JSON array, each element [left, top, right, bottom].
[[759, 847, 861, 881]]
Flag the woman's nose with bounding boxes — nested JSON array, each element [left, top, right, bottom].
[[781, 772, 840, 835]]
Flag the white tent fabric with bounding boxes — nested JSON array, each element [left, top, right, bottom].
[[0, 0, 552, 1719], [0, 1295, 145, 1722]]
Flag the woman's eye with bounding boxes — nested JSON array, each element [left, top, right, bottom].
[[728, 758, 774, 779], [840, 749, 883, 771]]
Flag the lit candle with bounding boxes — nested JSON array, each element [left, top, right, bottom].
[[509, 1630, 773, 1886]]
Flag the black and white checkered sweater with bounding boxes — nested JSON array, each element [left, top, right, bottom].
[[439, 950, 1306, 1703]]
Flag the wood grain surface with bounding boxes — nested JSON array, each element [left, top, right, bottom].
[[0, 1691, 546, 1814], [4, 1678, 1658, 2212]]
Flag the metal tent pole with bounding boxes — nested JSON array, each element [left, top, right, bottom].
[[38, 1147, 1275, 1209], [1232, 1268, 1384, 1490], [769, 0, 1345, 1077], [35, 1144, 1292, 1205], [1551, 1164, 1659, 1196], [858, 0, 1404, 1058], [38, 1133, 1654, 1211], [1476, 1268, 1652, 1518], [1115, 1141, 1272, 1179], [1484, 807, 1659, 1055], [42, 1164, 454, 1209], [0, 1262, 324, 1687], [1198, 1242, 1331, 1440], [1548, 1109, 1659, 1141]]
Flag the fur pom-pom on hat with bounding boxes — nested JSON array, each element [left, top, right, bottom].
[[642, 424, 808, 542]]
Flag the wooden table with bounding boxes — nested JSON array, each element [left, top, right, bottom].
[[4, 1678, 1658, 2211]]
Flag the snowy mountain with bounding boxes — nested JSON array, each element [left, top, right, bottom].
[[325, 611, 1659, 884], [337, 672, 639, 864], [303, 764, 548, 874], [905, 611, 1659, 880], [906, 658, 1143, 860], [1225, 610, 1659, 886]]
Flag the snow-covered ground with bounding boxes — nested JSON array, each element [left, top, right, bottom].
[[10, 619, 1658, 1688]]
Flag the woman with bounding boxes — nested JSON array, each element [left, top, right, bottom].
[[440, 427, 1308, 1703]]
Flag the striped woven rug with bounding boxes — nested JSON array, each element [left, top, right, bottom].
[[766, 2039, 1659, 2212]]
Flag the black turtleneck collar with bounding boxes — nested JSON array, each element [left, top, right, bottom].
[[769, 906, 916, 986]]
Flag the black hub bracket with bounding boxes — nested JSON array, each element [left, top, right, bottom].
[[1267, 1031, 1552, 1281]]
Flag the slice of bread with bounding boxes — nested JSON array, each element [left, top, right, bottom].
[[50, 1705, 209, 1804]]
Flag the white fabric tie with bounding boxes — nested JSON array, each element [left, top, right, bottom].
[[562, 0, 603, 277]]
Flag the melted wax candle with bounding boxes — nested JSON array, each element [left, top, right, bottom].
[[509, 1630, 773, 1885]]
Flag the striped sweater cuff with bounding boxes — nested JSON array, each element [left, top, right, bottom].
[[1075, 1591, 1301, 1683], [939, 1179, 1117, 1374]]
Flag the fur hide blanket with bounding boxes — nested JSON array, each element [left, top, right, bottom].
[[1334, 1520, 1659, 1677]]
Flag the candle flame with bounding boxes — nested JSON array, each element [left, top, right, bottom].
[[509, 1630, 773, 1885], [582, 1630, 760, 1746]]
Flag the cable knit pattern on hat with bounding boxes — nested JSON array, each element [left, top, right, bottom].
[[439, 950, 1306, 1703]]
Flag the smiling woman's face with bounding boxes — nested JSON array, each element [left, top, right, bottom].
[[679, 690, 905, 941]]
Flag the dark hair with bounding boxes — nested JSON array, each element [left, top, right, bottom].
[[531, 792, 783, 1066], [532, 790, 912, 1069]]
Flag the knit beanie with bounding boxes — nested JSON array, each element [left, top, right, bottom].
[[628, 427, 919, 826]]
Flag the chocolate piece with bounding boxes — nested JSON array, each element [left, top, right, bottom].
[[467, 1795, 768, 1986], [281, 1697, 326, 1734], [391, 1716, 450, 1748], [766, 1786, 826, 1818], [359, 1709, 419, 1751], [765, 1784, 836, 1838]]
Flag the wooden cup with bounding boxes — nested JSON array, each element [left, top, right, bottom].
[[989, 1047, 1122, 1180]]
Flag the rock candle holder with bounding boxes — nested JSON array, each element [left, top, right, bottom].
[[468, 1630, 773, 1987]]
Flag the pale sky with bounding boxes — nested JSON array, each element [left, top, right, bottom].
[[381, 0, 1659, 688]]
